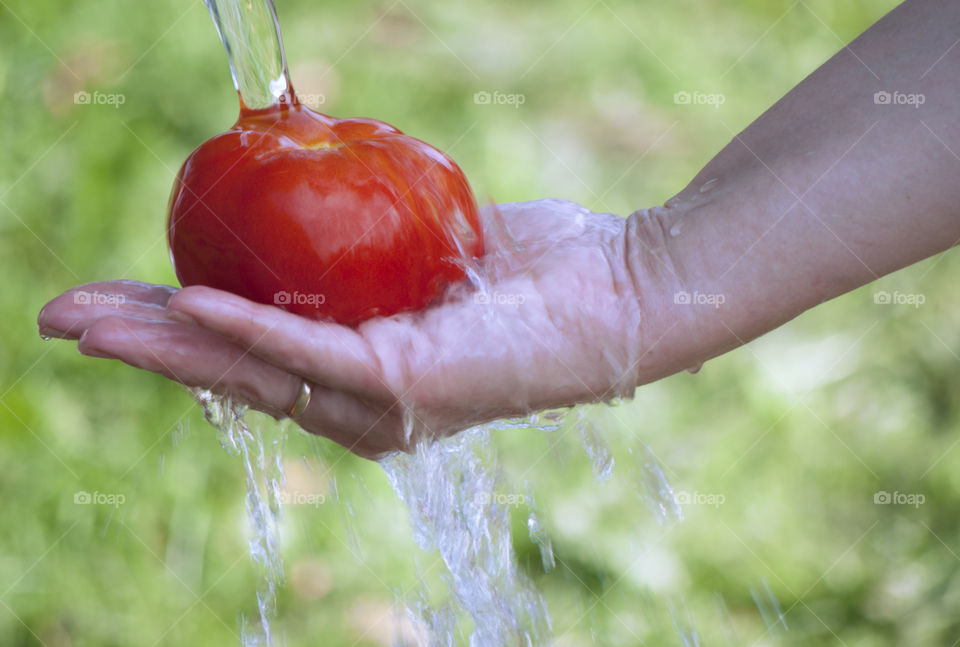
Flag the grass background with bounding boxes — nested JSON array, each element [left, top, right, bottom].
[[3, 0, 960, 645]]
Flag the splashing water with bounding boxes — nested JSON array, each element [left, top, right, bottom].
[[192, 389, 286, 647], [630, 442, 684, 525], [525, 491, 555, 574], [190, 389, 563, 645], [669, 599, 702, 647], [185, 385, 749, 646], [381, 426, 552, 646], [751, 578, 788, 634], [576, 409, 615, 483]]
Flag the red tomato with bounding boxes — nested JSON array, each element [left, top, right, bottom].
[[168, 97, 484, 324]]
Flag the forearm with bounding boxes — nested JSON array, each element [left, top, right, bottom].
[[630, 0, 960, 382]]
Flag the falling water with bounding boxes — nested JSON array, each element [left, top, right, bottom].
[[576, 409, 615, 483], [631, 442, 684, 526], [183, 385, 799, 646], [751, 578, 788, 634], [192, 389, 286, 647], [381, 426, 552, 646]]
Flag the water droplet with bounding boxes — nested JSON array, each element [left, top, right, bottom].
[[340, 500, 363, 558], [686, 363, 703, 374], [699, 178, 719, 193], [578, 411, 614, 483], [40, 335, 51, 341], [751, 578, 788, 632], [634, 444, 683, 524], [669, 224, 682, 237], [523, 409, 568, 432], [300, 455, 314, 472], [526, 494, 555, 573], [712, 593, 740, 646], [402, 406, 416, 447], [669, 599, 702, 647]]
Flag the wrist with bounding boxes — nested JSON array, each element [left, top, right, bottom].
[[631, 167, 829, 383], [619, 203, 711, 386], [621, 170, 801, 384]]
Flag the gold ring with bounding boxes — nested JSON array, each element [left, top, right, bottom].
[[288, 379, 312, 418]]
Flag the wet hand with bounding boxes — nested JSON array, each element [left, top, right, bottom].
[[38, 200, 649, 459]]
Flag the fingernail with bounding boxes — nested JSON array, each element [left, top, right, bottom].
[[165, 309, 196, 325], [78, 331, 114, 359], [79, 345, 115, 359]]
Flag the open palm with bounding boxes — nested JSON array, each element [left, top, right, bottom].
[[39, 200, 652, 458]]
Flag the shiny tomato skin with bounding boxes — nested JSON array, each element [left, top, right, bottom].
[[168, 103, 483, 324]]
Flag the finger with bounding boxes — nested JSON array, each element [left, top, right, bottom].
[[40, 297, 168, 341], [77, 316, 396, 458], [77, 280, 177, 306], [295, 384, 403, 459], [166, 286, 389, 397], [39, 296, 175, 340], [39, 281, 177, 339]]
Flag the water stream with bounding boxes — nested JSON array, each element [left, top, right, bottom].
[[382, 427, 552, 646], [192, 389, 286, 647], [191, 379, 699, 646]]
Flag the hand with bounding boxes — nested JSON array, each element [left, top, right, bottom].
[[38, 200, 659, 459]]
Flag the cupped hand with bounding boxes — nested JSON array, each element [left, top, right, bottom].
[[38, 200, 655, 459]]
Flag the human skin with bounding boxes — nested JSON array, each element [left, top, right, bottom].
[[37, 0, 960, 458]]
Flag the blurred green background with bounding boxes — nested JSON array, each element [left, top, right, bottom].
[[3, 0, 960, 645]]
